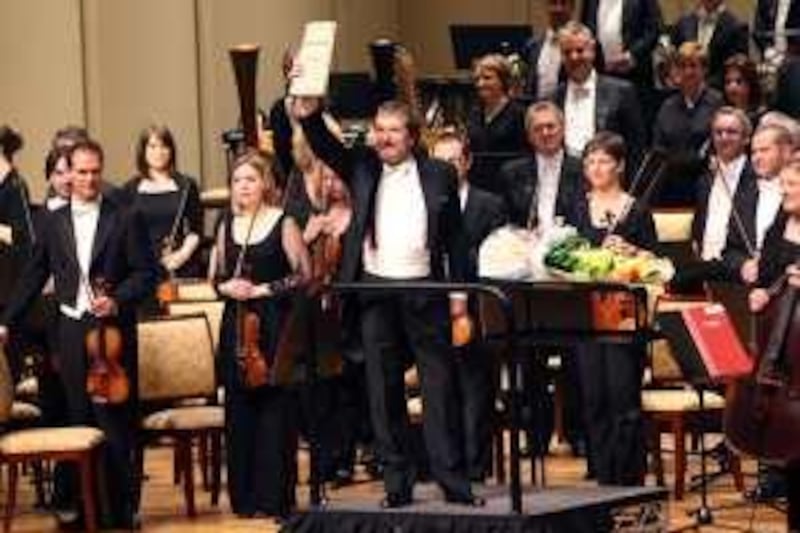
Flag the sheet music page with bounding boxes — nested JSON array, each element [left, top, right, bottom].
[[289, 20, 337, 97]]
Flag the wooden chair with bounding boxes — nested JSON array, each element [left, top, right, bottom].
[[136, 314, 223, 517], [0, 346, 104, 533], [642, 298, 744, 500]]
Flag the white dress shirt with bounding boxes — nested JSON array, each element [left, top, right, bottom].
[[597, 0, 624, 62], [697, 3, 725, 51], [61, 197, 101, 318], [46, 196, 68, 212], [537, 29, 562, 99], [363, 158, 430, 279], [564, 71, 597, 158], [775, 0, 792, 53], [701, 155, 746, 261], [532, 150, 564, 230], [756, 177, 783, 249], [459, 182, 469, 213]]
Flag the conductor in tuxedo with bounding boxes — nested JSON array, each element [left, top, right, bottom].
[[430, 129, 505, 481], [554, 21, 646, 171], [297, 98, 481, 507], [0, 139, 157, 529]]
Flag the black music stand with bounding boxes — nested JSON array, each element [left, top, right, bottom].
[[657, 307, 753, 531]]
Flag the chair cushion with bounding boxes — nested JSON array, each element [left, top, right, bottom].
[[11, 401, 41, 421], [641, 389, 726, 412], [0, 426, 104, 455], [142, 405, 224, 431]]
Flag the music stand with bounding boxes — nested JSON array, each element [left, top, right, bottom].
[[449, 24, 532, 70], [657, 304, 754, 530]]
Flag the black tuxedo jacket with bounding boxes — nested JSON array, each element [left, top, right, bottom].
[[461, 186, 506, 280], [691, 161, 758, 270], [721, 176, 780, 281], [1, 195, 158, 328], [754, 0, 800, 53], [499, 153, 582, 228], [581, 0, 662, 84], [671, 10, 749, 88], [775, 57, 800, 117], [523, 33, 566, 101], [300, 112, 468, 283], [554, 74, 646, 167]]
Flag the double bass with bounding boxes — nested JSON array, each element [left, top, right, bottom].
[[725, 272, 800, 463]]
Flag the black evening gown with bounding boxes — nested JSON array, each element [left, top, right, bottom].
[[566, 193, 656, 486], [217, 212, 297, 517]]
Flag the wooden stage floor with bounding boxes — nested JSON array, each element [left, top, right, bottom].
[[4, 435, 789, 532]]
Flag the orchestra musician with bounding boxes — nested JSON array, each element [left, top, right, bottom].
[[296, 96, 482, 508], [566, 131, 656, 486], [723, 123, 793, 286], [466, 54, 527, 197], [0, 139, 157, 529], [278, 110, 355, 485], [652, 42, 724, 206], [523, 0, 572, 102], [498, 101, 588, 461], [723, 54, 765, 126], [430, 129, 506, 481], [0, 126, 34, 381], [500, 101, 582, 230], [36, 147, 73, 513], [123, 125, 203, 282], [671, 106, 756, 291], [671, 0, 749, 90], [554, 22, 646, 172], [211, 150, 310, 519], [747, 161, 800, 532]]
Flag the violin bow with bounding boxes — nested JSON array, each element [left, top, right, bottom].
[[605, 149, 667, 237], [708, 155, 758, 259]]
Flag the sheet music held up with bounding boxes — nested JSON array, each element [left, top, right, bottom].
[[289, 21, 337, 97]]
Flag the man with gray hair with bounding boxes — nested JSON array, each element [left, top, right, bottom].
[[554, 21, 645, 169], [499, 101, 582, 230], [673, 106, 757, 290]]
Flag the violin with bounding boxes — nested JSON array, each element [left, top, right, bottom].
[[725, 273, 800, 463], [85, 278, 130, 404], [237, 302, 269, 389]]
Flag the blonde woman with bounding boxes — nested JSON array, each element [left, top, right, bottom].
[[212, 151, 310, 518]]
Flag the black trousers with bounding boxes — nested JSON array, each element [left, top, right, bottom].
[[58, 316, 136, 526], [360, 278, 471, 499], [453, 341, 493, 480], [225, 386, 296, 517], [576, 342, 646, 486]]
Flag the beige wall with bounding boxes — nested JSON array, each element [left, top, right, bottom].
[[0, 0, 400, 197], [0, 0, 85, 200], [1, 0, 759, 198]]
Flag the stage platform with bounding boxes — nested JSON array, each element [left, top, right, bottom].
[[283, 483, 669, 532]]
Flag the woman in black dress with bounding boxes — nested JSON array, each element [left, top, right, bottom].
[[748, 163, 800, 533], [567, 131, 656, 486], [123, 125, 202, 280], [0, 126, 34, 379], [466, 54, 527, 196], [212, 150, 310, 518]]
